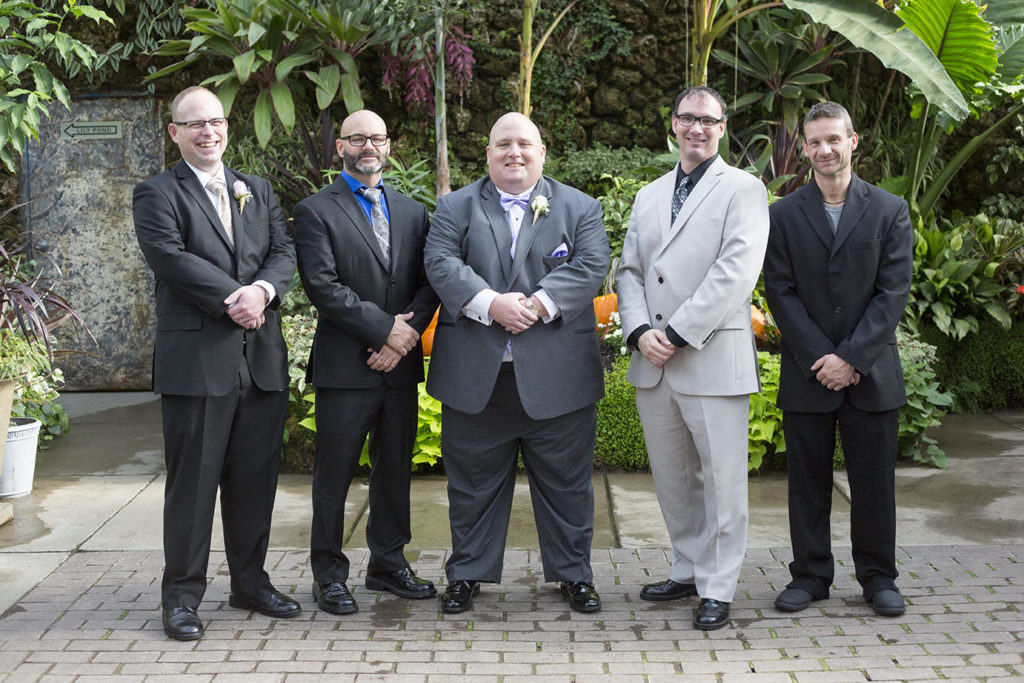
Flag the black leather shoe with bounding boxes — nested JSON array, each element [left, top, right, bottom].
[[693, 598, 730, 630], [441, 580, 479, 614], [560, 582, 601, 613], [228, 589, 302, 618], [365, 567, 437, 599], [313, 581, 358, 615], [162, 606, 204, 641], [775, 587, 822, 612], [640, 579, 698, 602], [869, 589, 906, 616]]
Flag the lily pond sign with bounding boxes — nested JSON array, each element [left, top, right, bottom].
[[60, 121, 123, 141]]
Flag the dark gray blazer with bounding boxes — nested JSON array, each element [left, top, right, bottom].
[[292, 176, 438, 389], [424, 175, 609, 419], [133, 161, 295, 397], [764, 173, 913, 413]]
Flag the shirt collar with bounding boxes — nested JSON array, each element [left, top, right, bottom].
[[185, 161, 225, 189], [676, 154, 718, 190], [341, 169, 384, 195]]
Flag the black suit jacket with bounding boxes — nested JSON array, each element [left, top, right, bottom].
[[764, 173, 913, 413], [133, 161, 296, 396], [292, 176, 438, 389]]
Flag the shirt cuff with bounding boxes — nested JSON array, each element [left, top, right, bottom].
[[253, 280, 275, 306], [532, 289, 559, 323], [627, 324, 652, 350], [462, 288, 499, 325], [665, 325, 689, 348]]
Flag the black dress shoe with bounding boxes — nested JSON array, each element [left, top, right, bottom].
[[560, 582, 601, 613], [640, 579, 698, 602], [869, 589, 906, 616], [693, 598, 730, 630], [775, 587, 821, 612], [313, 581, 358, 615], [365, 567, 437, 599], [162, 606, 204, 641], [441, 580, 479, 614], [228, 589, 302, 618]]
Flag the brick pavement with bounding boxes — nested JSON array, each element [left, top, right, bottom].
[[1, 545, 1021, 681]]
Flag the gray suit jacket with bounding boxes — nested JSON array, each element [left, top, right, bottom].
[[424, 175, 609, 419], [616, 157, 769, 395]]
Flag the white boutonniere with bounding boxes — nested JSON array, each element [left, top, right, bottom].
[[531, 195, 550, 222], [233, 180, 253, 214]]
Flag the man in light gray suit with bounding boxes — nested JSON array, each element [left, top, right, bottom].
[[424, 112, 609, 614], [616, 86, 769, 630]]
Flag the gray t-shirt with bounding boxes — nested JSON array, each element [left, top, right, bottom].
[[824, 203, 843, 233]]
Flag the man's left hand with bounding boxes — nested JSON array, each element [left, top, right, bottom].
[[367, 345, 402, 373], [224, 285, 268, 330], [811, 353, 858, 391]]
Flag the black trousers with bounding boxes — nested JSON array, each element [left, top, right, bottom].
[[309, 383, 417, 583], [160, 363, 288, 609], [784, 397, 899, 600], [442, 365, 596, 584]]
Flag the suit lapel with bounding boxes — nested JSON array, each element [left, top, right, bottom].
[[480, 180, 513, 284], [831, 174, 870, 256], [508, 177, 550, 285], [385, 187, 404, 271], [798, 182, 836, 251], [175, 161, 234, 252], [329, 177, 390, 272], [659, 158, 724, 255], [224, 168, 244, 260]]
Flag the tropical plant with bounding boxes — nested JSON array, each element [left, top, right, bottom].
[[896, 327, 951, 468], [516, 0, 576, 115], [0, 0, 114, 171]]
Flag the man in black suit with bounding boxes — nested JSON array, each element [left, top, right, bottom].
[[133, 86, 299, 641], [293, 109, 438, 615], [764, 101, 913, 617]]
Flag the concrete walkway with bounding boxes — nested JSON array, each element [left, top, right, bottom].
[[0, 394, 1021, 680]]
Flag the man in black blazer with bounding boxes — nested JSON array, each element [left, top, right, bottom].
[[133, 86, 299, 641], [764, 102, 913, 617], [293, 110, 439, 615]]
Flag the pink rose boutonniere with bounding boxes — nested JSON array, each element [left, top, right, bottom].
[[233, 180, 253, 214]]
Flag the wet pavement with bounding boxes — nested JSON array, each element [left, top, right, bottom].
[[0, 394, 1021, 680]]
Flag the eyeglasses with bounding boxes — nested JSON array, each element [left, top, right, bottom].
[[341, 134, 389, 147], [674, 114, 725, 128], [173, 118, 228, 130]]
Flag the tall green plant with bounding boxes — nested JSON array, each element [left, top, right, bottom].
[[517, 0, 576, 115]]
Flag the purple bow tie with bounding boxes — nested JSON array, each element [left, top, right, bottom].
[[500, 195, 530, 212]]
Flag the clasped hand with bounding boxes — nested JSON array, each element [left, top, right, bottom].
[[812, 353, 861, 391], [638, 328, 677, 368], [225, 285, 267, 330], [367, 312, 419, 373], [489, 292, 540, 334]]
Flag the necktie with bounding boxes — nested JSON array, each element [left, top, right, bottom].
[[500, 195, 530, 212], [500, 191, 530, 258], [358, 187, 391, 265], [671, 176, 691, 224], [206, 176, 234, 246]]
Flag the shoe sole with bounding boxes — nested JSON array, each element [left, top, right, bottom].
[[774, 599, 812, 612], [164, 628, 204, 642], [693, 617, 730, 631], [312, 588, 359, 615], [365, 576, 438, 600], [640, 589, 698, 602], [227, 594, 301, 618], [441, 584, 480, 614], [871, 606, 906, 617]]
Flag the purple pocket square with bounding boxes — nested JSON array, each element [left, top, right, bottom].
[[550, 243, 569, 258]]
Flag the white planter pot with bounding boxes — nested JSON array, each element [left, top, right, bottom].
[[0, 418, 41, 498]]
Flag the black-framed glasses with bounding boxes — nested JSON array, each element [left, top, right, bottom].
[[674, 114, 725, 128], [173, 118, 228, 130], [341, 134, 389, 147]]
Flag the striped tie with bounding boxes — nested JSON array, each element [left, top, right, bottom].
[[205, 176, 234, 246], [358, 187, 391, 265]]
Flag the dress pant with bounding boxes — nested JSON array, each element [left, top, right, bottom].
[[783, 397, 899, 599], [442, 364, 596, 584], [160, 361, 288, 609], [309, 383, 417, 583], [635, 379, 750, 603]]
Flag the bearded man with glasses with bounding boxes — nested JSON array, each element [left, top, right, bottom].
[[616, 86, 769, 630], [293, 110, 439, 616]]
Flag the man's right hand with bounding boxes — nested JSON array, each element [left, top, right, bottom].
[[386, 311, 419, 356], [638, 328, 678, 368], [489, 292, 538, 334]]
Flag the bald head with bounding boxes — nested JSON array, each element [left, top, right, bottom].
[[336, 109, 390, 185], [486, 112, 546, 194]]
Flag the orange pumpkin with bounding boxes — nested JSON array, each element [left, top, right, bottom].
[[593, 293, 618, 326], [751, 304, 767, 340], [421, 306, 440, 357]]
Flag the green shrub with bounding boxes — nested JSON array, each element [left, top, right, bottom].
[[749, 351, 785, 472], [896, 327, 952, 468], [922, 318, 1024, 413], [594, 354, 647, 469], [546, 143, 671, 198]]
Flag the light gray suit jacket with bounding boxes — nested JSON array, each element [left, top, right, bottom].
[[616, 157, 769, 396], [424, 175, 610, 419]]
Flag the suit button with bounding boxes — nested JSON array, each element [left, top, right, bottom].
[[657, 277, 664, 284], [655, 314, 662, 321], [239, 278, 249, 285], [834, 306, 843, 315], [390, 279, 397, 286]]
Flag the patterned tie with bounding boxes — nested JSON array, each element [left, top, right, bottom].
[[358, 187, 391, 265], [205, 176, 233, 246], [670, 175, 691, 224]]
